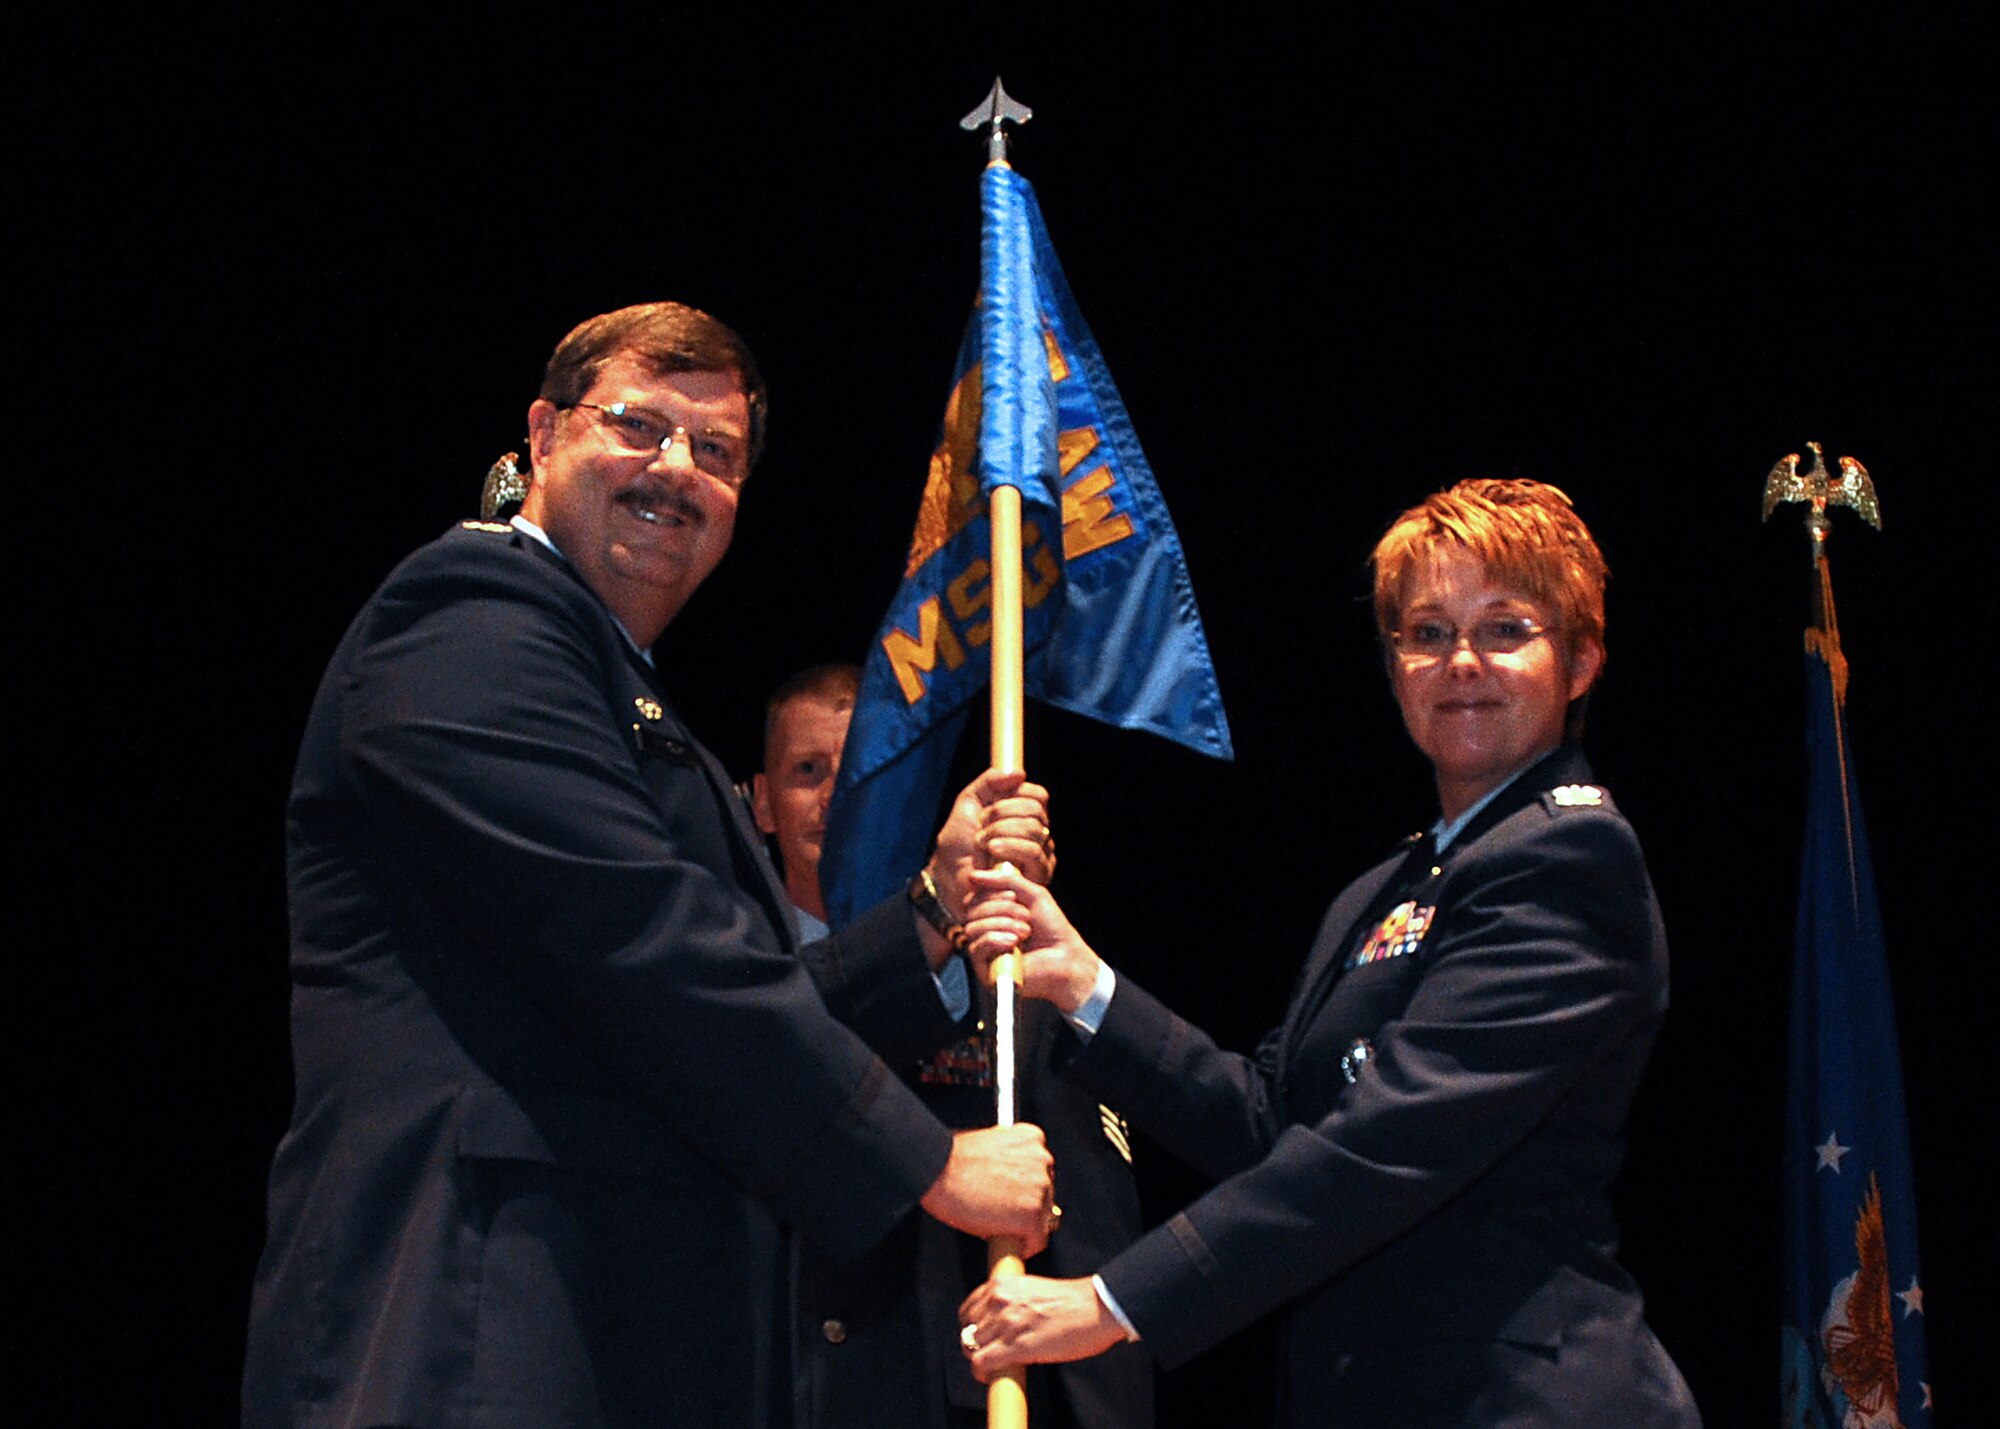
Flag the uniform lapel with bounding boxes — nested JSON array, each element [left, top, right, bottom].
[[1279, 837, 1429, 1067], [693, 733, 798, 949], [630, 656, 800, 956], [522, 528, 803, 955], [1275, 745, 1598, 1077]]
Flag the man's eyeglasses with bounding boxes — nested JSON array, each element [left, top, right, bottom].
[[1391, 616, 1550, 665], [563, 401, 749, 487]]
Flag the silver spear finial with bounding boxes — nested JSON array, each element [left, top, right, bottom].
[[959, 77, 1032, 167]]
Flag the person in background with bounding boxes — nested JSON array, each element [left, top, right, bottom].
[[757, 664, 1153, 1429]]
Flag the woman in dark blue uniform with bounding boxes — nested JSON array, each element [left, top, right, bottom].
[[958, 480, 1700, 1427]]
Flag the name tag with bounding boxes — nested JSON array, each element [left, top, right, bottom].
[[632, 725, 695, 764]]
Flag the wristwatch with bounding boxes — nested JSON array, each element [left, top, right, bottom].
[[906, 866, 966, 950]]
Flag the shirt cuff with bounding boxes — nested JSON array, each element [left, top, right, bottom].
[[933, 954, 972, 1022], [1064, 960, 1117, 1039], [1092, 1275, 1141, 1341]]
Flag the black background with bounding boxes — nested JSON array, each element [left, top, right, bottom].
[[29, 13, 1986, 1424]]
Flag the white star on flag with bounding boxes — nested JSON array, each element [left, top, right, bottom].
[[1897, 1276, 1924, 1317]]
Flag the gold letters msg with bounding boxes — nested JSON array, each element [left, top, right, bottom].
[[885, 330, 1139, 706]]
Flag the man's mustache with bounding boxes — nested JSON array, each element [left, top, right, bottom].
[[617, 483, 704, 527]]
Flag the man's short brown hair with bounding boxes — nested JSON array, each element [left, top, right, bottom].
[[540, 302, 768, 466], [762, 663, 861, 769]]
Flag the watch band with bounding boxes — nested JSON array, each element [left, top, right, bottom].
[[907, 866, 966, 950]]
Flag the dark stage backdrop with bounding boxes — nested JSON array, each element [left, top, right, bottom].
[[29, 15, 1984, 1425]]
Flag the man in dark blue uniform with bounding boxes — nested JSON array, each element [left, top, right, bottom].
[[753, 665, 1153, 1429], [243, 303, 1058, 1428]]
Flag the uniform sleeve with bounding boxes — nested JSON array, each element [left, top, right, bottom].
[[1096, 809, 1663, 1365], [1057, 976, 1291, 1184], [797, 895, 965, 1065], [338, 546, 951, 1255]]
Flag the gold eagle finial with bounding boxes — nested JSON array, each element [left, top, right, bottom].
[[1763, 440, 1882, 564]]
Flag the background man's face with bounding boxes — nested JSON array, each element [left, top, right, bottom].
[[753, 694, 853, 918]]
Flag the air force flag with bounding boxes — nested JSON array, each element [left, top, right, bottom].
[[1780, 614, 1931, 1427]]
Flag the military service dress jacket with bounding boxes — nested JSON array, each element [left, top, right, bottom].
[[1069, 746, 1701, 1428], [794, 991, 1153, 1429], [243, 523, 954, 1428]]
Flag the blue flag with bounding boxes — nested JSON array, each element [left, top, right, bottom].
[[1780, 599, 1932, 1426], [821, 165, 1232, 927]]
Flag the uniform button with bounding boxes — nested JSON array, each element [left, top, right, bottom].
[[821, 1318, 847, 1345], [1430, 866, 1442, 878]]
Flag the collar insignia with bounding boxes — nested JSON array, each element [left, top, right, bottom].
[[1550, 784, 1603, 807], [634, 697, 664, 722]]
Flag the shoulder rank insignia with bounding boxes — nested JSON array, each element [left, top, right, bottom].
[[633, 697, 664, 722], [1345, 900, 1436, 969], [1550, 784, 1603, 807], [459, 519, 512, 533]]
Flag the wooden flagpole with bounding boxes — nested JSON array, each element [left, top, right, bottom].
[[985, 481, 1030, 1429], [961, 75, 1035, 1429]]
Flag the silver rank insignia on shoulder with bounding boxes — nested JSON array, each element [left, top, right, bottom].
[[1550, 784, 1603, 807], [1340, 1038, 1375, 1085], [634, 697, 663, 722], [459, 519, 512, 533]]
